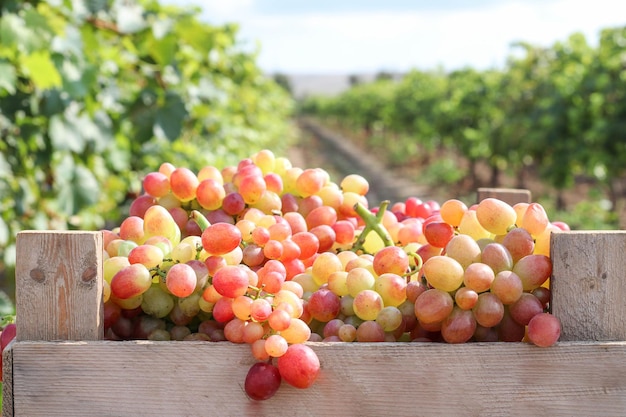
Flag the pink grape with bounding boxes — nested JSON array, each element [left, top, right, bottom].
[[352, 289, 384, 321], [374, 273, 407, 307], [454, 287, 479, 310], [291, 232, 320, 260], [169, 167, 199, 202], [264, 335, 289, 359], [264, 172, 283, 194], [128, 244, 164, 269], [513, 254, 552, 291], [472, 292, 504, 328], [521, 202, 549, 236], [441, 307, 477, 344], [414, 288, 454, 324], [212, 297, 235, 323], [490, 270, 523, 305], [250, 298, 273, 322], [372, 245, 410, 276], [119, 216, 145, 243], [463, 262, 495, 293], [481, 242, 513, 274], [165, 263, 197, 298], [268, 309, 292, 331], [201, 223, 242, 256], [277, 344, 320, 389], [212, 265, 250, 298], [509, 292, 544, 325], [110, 264, 152, 299], [129, 194, 156, 217], [305, 205, 337, 229], [331, 220, 356, 245], [355, 320, 385, 342], [143, 171, 170, 198], [196, 179, 225, 210], [501, 227, 535, 263], [527, 313, 561, 347], [424, 221, 455, 248], [309, 224, 336, 253], [307, 288, 341, 322], [239, 174, 267, 205], [222, 192, 246, 215]]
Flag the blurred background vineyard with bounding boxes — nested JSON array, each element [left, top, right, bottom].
[[1, 0, 626, 309]]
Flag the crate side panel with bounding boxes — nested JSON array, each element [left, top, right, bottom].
[[2, 343, 13, 417], [476, 188, 531, 205], [551, 230, 626, 341], [15, 231, 103, 341], [9, 341, 626, 417]]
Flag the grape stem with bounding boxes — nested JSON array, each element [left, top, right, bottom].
[[352, 201, 395, 251], [406, 251, 423, 272], [190, 210, 210, 232]]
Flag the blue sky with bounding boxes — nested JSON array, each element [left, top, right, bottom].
[[161, 0, 626, 74]]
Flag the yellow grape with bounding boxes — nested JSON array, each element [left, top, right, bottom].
[[445, 234, 482, 269], [311, 252, 343, 286], [340, 174, 369, 196], [143, 205, 181, 246], [439, 199, 468, 227], [422, 255, 464, 292], [475, 198, 517, 235], [521, 202, 549, 236], [458, 209, 492, 240], [279, 318, 311, 344]]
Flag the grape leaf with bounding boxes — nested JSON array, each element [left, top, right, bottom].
[[0, 62, 16, 95], [20, 51, 62, 89], [49, 111, 86, 153], [155, 92, 188, 142]]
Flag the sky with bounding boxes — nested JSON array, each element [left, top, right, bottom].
[[160, 0, 626, 74]]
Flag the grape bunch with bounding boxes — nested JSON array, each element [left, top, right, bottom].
[[101, 149, 566, 400]]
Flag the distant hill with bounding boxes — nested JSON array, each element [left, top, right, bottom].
[[280, 72, 404, 99]]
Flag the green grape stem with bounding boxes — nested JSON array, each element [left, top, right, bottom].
[[352, 201, 395, 251], [406, 251, 423, 272], [191, 210, 210, 232]]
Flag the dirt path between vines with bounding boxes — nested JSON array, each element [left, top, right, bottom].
[[288, 118, 443, 207]]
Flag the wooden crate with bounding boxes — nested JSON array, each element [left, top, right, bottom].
[[477, 187, 532, 206], [3, 229, 626, 417]]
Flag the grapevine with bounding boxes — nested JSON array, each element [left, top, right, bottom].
[[2, 149, 567, 400]]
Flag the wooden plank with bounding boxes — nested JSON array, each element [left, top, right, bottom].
[[9, 340, 626, 417], [476, 187, 531, 205], [551, 230, 626, 341], [2, 342, 13, 417], [14, 231, 103, 341]]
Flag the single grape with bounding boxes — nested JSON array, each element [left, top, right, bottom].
[[245, 362, 282, 401], [527, 312, 561, 347]]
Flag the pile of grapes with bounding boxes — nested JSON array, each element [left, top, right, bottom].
[[101, 149, 566, 400]]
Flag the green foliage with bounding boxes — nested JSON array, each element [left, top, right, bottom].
[[0, 0, 294, 285], [300, 26, 626, 222]]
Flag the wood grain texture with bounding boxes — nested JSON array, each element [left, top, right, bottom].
[[2, 341, 13, 417], [551, 230, 626, 341], [476, 188, 532, 205], [8, 340, 626, 417], [15, 231, 103, 341]]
